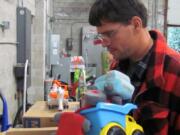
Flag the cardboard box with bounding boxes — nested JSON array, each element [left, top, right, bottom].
[[23, 101, 79, 128], [5, 127, 57, 135]]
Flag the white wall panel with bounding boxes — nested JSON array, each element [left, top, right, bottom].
[[167, 0, 180, 25]]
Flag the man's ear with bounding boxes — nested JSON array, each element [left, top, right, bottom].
[[130, 16, 143, 30]]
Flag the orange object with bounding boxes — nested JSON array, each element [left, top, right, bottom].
[[51, 80, 69, 99], [64, 91, 69, 99], [52, 80, 61, 86], [49, 91, 58, 99]]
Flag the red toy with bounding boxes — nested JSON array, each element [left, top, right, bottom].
[[55, 112, 90, 135]]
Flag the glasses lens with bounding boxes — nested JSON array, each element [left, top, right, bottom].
[[96, 34, 103, 40]]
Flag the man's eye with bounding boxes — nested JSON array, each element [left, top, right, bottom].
[[104, 31, 114, 37]]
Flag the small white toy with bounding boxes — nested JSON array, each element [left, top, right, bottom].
[[47, 80, 69, 111]]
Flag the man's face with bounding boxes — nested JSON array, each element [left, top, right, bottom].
[[96, 21, 138, 60]]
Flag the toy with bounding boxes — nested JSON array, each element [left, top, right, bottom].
[[54, 112, 90, 135], [54, 70, 143, 135], [69, 56, 87, 101], [55, 102, 143, 135], [94, 70, 135, 100], [81, 70, 135, 106], [0, 91, 11, 132], [79, 90, 143, 135], [79, 102, 143, 135], [47, 79, 69, 111], [55, 89, 144, 135]]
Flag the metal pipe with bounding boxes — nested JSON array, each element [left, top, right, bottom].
[[70, 21, 88, 39], [17, 0, 19, 7], [0, 42, 18, 45], [164, 0, 168, 36], [154, 0, 158, 28], [148, 0, 153, 29], [53, 18, 88, 21], [23, 59, 28, 115], [21, 0, 24, 7], [151, 0, 156, 28], [43, 0, 47, 80]]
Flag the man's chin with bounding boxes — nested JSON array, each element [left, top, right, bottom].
[[113, 54, 128, 61]]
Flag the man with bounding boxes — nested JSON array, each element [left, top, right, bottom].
[[89, 0, 180, 134]]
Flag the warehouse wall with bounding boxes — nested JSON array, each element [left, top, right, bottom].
[[51, 0, 165, 57], [52, 0, 96, 56], [0, 0, 19, 124], [146, 0, 165, 32], [28, 0, 47, 103], [0, 0, 35, 123]]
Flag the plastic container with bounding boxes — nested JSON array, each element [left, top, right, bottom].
[[80, 102, 137, 135]]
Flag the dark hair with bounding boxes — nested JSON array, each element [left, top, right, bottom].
[[89, 0, 148, 27]]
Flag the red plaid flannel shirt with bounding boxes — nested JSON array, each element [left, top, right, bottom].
[[111, 30, 180, 135]]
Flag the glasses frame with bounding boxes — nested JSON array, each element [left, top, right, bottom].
[[96, 25, 122, 40]]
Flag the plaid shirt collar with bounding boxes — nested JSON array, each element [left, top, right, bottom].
[[117, 44, 154, 78], [131, 45, 154, 80], [117, 33, 155, 88], [114, 30, 167, 87]]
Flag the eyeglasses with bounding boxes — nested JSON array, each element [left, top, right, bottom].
[[96, 25, 121, 40]]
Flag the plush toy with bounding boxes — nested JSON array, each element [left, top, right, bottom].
[[55, 70, 135, 135], [80, 89, 107, 107], [94, 70, 135, 100]]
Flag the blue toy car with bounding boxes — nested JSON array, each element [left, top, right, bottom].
[[80, 102, 144, 135]]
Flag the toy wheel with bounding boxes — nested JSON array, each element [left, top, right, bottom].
[[132, 130, 144, 135], [64, 104, 69, 109], [100, 123, 125, 135], [69, 96, 76, 101], [107, 126, 126, 135], [48, 105, 52, 109]]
